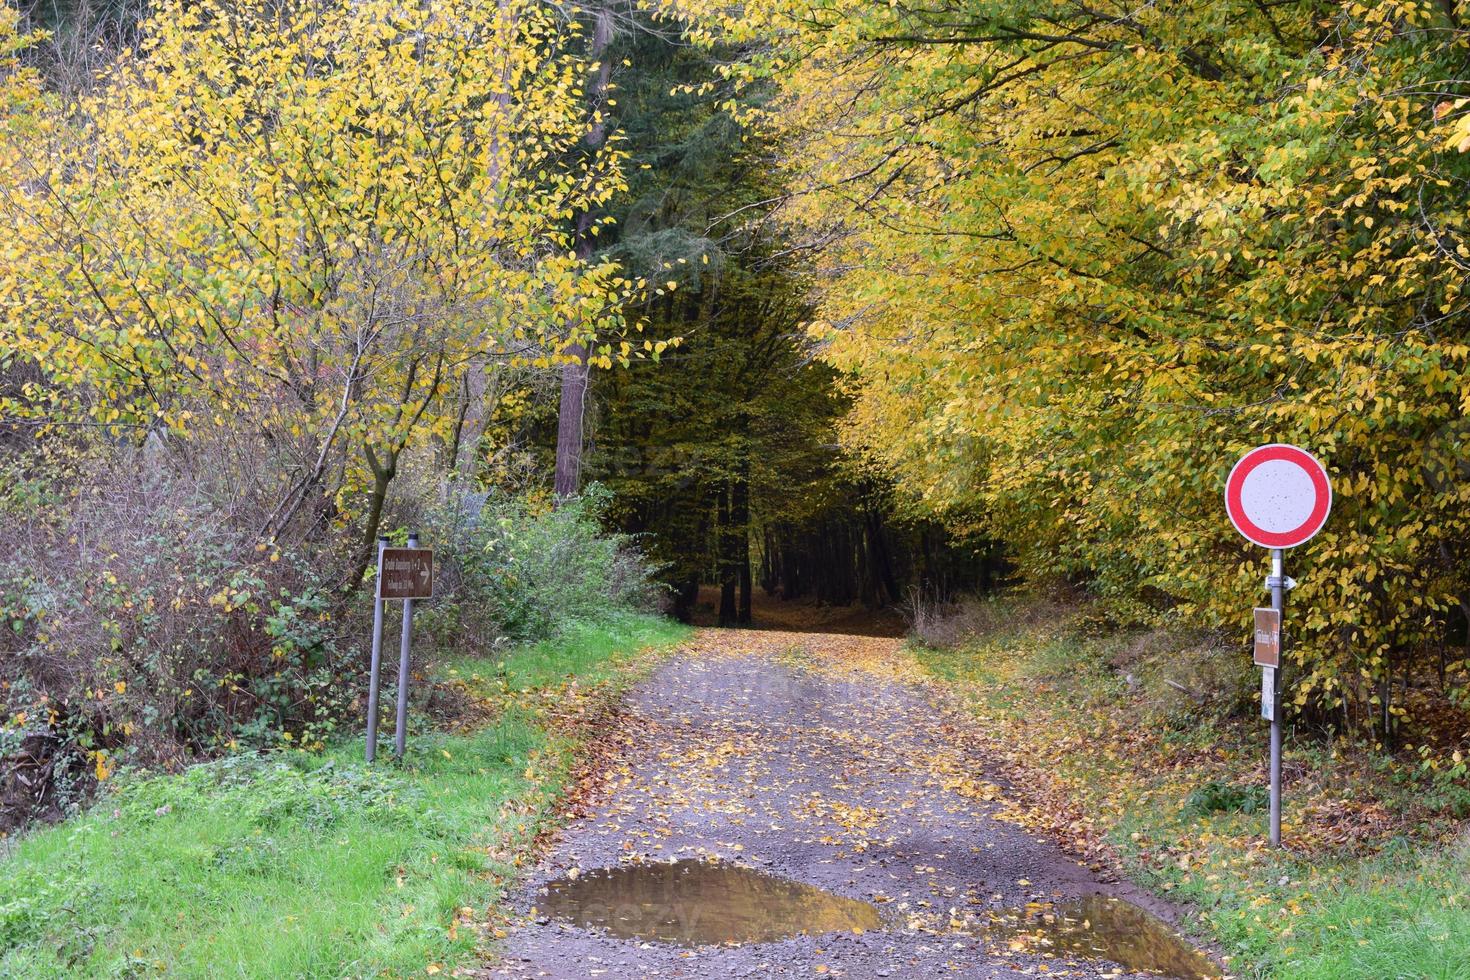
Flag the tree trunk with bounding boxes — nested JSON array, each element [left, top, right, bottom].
[[717, 484, 737, 625], [553, 8, 613, 501], [343, 444, 397, 594], [554, 347, 589, 498], [738, 554, 752, 623], [733, 465, 751, 624], [673, 574, 700, 623], [865, 507, 900, 606]]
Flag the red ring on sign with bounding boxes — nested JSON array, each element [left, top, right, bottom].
[[1225, 444, 1331, 549]]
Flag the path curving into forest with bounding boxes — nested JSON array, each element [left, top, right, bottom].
[[486, 628, 1220, 979]]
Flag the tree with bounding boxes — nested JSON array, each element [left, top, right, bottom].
[[0, 0, 636, 586], [534, 11, 822, 623], [683, 0, 1470, 726], [553, 1, 617, 500], [542, 8, 995, 623]]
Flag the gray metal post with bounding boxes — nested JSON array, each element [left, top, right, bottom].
[[394, 531, 419, 760], [1269, 547, 1284, 848], [366, 536, 388, 763]]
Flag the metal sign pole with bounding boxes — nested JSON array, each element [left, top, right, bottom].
[[394, 531, 419, 760], [1269, 547, 1284, 848], [366, 536, 388, 763], [1227, 444, 1328, 849]]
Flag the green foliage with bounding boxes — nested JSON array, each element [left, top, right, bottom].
[[591, 244, 851, 606], [1183, 780, 1268, 817], [428, 486, 665, 647], [1409, 749, 1470, 818]]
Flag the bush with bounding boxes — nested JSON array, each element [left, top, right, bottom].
[[0, 442, 661, 831], [421, 484, 664, 652], [901, 590, 1002, 649], [1183, 780, 1268, 817], [0, 450, 360, 828], [901, 588, 1072, 650]]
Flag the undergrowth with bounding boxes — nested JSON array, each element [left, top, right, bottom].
[[914, 592, 1470, 980], [0, 445, 663, 833]]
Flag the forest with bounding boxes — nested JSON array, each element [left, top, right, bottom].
[[3, 1, 1470, 978]]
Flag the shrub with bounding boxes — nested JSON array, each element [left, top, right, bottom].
[[901, 589, 1002, 649], [0, 443, 660, 831], [901, 588, 1073, 650], [1184, 780, 1269, 817], [0, 450, 362, 828], [421, 484, 664, 652]]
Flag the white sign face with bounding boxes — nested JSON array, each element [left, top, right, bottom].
[[1261, 666, 1276, 721], [1241, 460, 1316, 533], [1225, 444, 1332, 549]]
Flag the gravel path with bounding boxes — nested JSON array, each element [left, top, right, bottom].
[[486, 629, 1220, 979]]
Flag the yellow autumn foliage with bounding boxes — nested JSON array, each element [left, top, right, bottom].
[[0, 0, 631, 522], [682, 0, 1470, 722]]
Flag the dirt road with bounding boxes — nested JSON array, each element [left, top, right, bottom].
[[487, 628, 1220, 979]]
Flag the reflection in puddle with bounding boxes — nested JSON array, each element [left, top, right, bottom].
[[536, 859, 883, 946], [983, 894, 1221, 978]]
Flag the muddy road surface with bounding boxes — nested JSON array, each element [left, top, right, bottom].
[[486, 629, 1220, 979]]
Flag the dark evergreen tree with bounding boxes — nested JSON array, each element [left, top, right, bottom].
[[510, 6, 1003, 621]]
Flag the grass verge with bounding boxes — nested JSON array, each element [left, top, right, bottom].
[[0, 611, 688, 978], [914, 596, 1470, 980]]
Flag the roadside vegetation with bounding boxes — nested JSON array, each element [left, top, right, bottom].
[[1, 613, 688, 978], [5, 0, 1470, 974], [679, 0, 1470, 783], [0, 0, 677, 836], [914, 591, 1470, 979], [0, 456, 663, 827]]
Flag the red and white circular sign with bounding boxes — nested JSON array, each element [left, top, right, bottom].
[[1225, 444, 1332, 549]]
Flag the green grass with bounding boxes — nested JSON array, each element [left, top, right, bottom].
[[913, 599, 1470, 980], [441, 610, 681, 695], [0, 612, 688, 978]]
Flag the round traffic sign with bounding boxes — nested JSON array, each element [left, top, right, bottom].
[[1225, 444, 1331, 549]]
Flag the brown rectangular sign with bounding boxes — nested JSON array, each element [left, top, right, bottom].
[[378, 547, 433, 600], [1253, 607, 1280, 668]]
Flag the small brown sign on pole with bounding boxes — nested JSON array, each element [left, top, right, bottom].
[[1253, 606, 1280, 668], [378, 547, 433, 600]]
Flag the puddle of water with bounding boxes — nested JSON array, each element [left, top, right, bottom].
[[536, 858, 882, 947], [982, 894, 1221, 979]]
